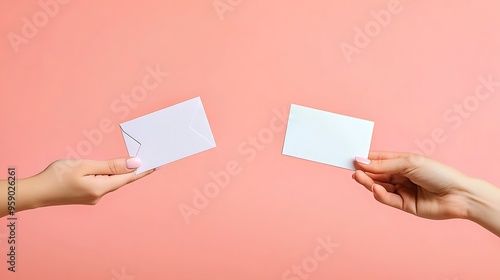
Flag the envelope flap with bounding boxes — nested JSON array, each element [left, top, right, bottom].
[[120, 125, 141, 157], [189, 99, 216, 146]]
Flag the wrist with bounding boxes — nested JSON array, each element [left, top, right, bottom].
[[462, 176, 500, 236], [464, 177, 496, 220], [17, 177, 43, 211], [18, 172, 56, 211]]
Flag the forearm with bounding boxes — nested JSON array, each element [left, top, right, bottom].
[[0, 177, 42, 218], [465, 177, 500, 237]]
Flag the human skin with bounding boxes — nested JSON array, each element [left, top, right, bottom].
[[353, 151, 500, 237], [0, 158, 154, 218], [2, 152, 499, 238]]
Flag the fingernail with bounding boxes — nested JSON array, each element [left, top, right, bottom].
[[355, 157, 371, 165], [351, 173, 355, 179], [126, 158, 142, 169]]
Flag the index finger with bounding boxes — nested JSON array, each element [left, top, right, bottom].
[[355, 155, 419, 175], [101, 169, 156, 193]]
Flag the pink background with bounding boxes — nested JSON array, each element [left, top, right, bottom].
[[1, 0, 500, 279]]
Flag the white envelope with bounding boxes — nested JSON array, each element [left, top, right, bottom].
[[120, 97, 216, 173], [282, 104, 374, 170]]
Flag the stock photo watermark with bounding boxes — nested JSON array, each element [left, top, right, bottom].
[[5, 167, 18, 273], [7, 0, 71, 54], [282, 235, 339, 280], [53, 64, 169, 181], [411, 74, 500, 158], [178, 106, 289, 224], [111, 267, 135, 280], [339, 0, 407, 63], [213, 0, 243, 21]]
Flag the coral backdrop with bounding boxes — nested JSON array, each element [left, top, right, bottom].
[[1, 1, 500, 279]]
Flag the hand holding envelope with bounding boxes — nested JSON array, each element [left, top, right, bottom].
[[120, 97, 216, 174]]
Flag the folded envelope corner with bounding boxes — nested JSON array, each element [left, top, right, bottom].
[[189, 99, 216, 148], [120, 125, 142, 157]]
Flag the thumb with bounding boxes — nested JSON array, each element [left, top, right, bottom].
[[82, 158, 142, 175], [354, 155, 422, 175]]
